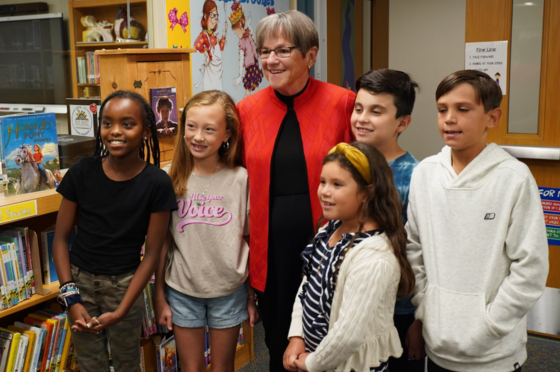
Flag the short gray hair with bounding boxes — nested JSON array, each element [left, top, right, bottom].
[[255, 10, 319, 55]]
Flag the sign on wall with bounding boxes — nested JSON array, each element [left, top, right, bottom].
[[539, 186, 560, 246], [465, 41, 508, 94]]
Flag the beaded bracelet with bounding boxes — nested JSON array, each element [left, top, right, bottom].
[[246, 294, 257, 301], [57, 282, 82, 308]]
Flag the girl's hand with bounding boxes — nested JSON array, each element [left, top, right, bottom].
[[246, 297, 259, 327], [84, 311, 122, 332], [405, 319, 426, 360], [283, 337, 305, 371], [155, 296, 173, 331], [294, 352, 310, 372], [69, 303, 97, 334]]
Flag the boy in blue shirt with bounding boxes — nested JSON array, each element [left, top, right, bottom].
[[352, 69, 424, 371]]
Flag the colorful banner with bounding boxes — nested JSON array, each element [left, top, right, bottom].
[[539, 186, 560, 246]]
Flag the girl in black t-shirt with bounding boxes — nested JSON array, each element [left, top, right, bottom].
[[53, 91, 177, 372]]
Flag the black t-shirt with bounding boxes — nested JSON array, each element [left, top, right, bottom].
[[57, 157, 177, 275]]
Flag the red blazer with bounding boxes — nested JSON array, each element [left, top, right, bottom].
[[237, 77, 355, 291]]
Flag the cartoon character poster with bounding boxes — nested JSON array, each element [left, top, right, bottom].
[[189, 0, 289, 102]]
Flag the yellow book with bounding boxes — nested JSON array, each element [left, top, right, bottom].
[[0, 327, 20, 372], [56, 315, 71, 372], [8, 326, 36, 372]]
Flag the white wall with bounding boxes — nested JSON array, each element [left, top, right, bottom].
[[389, 0, 466, 160]]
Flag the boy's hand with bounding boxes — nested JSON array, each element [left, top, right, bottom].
[[246, 297, 259, 327], [405, 319, 426, 360], [284, 337, 305, 371], [69, 303, 98, 334], [294, 352, 310, 372], [155, 296, 173, 331]]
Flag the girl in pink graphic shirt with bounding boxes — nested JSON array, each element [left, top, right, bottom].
[[155, 90, 257, 372]]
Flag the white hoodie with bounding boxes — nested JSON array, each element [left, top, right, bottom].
[[406, 144, 549, 372]]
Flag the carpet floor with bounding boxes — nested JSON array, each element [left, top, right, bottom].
[[238, 323, 560, 372]]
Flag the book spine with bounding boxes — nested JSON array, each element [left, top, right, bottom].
[[7, 333, 20, 372], [10, 243, 24, 302], [24, 231, 34, 295], [142, 288, 150, 338], [41, 233, 50, 285], [15, 335, 28, 372], [2, 244, 19, 307], [0, 248, 7, 310], [3, 244, 18, 306], [16, 235, 30, 299]]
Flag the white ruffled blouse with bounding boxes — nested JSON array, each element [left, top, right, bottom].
[[288, 232, 403, 372]]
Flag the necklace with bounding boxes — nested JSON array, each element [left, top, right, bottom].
[[190, 162, 220, 206]]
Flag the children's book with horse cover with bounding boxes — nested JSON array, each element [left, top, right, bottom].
[[0, 113, 60, 196]]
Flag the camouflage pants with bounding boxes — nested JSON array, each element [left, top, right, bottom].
[[68, 264, 144, 372]]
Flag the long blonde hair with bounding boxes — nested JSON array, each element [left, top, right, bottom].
[[169, 90, 241, 197]]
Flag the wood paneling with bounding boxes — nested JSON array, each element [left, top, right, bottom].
[[371, 0, 388, 70], [327, 1, 342, 85], [354, 0, 364, 77]]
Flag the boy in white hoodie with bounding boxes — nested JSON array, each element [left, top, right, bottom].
[[406, 70, 549, 372]]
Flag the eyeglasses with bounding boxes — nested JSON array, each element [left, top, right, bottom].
[[207, 12, 219, 19], [258, 46, 301, 59]]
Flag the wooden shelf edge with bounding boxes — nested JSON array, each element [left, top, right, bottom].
[[0, 282, 60, 318], [95, 48, 195, 55], [0, 189, 61, 225], [76, 41, 148, 48]]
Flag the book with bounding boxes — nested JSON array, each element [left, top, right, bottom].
[[24, 316, 53, 372], [14, 333, 28, 372], [153, 333, 177, 372], [1, 240, 25, 303], [0, 327, 21, 372], [40, 225, 77, 284], [0, 113, 60, 196], [11, 226, 35, 295], [1, 242, 19, 307], [14, 321, 44, 372], [28, 314, 58, 372], [0, 329, 13, 372], [0, 230, 30, 299], [150, 87, 178, 138], [8, 326, 36, 372]]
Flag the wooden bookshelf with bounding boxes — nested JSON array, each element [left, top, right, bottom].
[[69, 0, 149, 98], [0, 281, 59, 318]]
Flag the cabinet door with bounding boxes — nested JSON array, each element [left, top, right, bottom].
[[135, 60, 187, 110]]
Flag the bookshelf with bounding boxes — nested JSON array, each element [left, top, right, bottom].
[[68, 0, 149, 98], [0, 190, 255, 370]]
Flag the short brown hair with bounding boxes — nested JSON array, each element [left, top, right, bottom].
[[435, 70, 502, 113]]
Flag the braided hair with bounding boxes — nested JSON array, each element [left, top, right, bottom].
[[94, 90, 161, 167]]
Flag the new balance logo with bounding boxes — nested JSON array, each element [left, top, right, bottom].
[[484, 213, 496, 220]]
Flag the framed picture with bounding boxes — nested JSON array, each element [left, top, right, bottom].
[[66, 98, 101, 138]]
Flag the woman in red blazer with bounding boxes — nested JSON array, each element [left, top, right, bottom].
[[237, 10, 354, 372]]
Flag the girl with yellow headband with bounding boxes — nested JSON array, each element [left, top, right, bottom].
[[284, 142, 415, 372]]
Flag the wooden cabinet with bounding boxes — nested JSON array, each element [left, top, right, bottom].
[[95, 48, 195, 164], [68, 0, 149, 98]]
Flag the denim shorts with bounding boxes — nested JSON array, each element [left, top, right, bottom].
[[166, 284, 248, 329]]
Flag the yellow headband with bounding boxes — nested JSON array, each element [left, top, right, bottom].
[[328, 143, 371, 184]]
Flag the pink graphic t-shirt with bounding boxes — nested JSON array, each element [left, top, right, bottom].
[[163, 165, 250, 298]]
